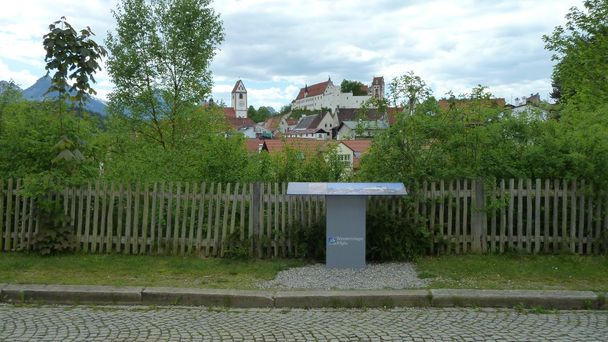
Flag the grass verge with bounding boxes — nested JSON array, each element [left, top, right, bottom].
[[0, 253, 306, 289], [416, 254, 608, 292]]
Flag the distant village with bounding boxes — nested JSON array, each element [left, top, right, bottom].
[[218, 76, 544, 173]]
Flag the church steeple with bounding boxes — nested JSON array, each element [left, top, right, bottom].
[[231, 80, 247, 118]]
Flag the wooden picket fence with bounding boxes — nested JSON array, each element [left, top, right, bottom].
[[422, 179, 608, 254], [0, 178, 606, 256]]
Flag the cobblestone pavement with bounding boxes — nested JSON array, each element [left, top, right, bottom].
[[1, 304, 607, 341]]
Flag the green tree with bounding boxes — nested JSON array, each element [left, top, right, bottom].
[[105, 0, 224, 149], [340, 79, 367, 96], [388, 71, 431, 116], [248, 106, 271, 123], [543, 0, 608, 110]]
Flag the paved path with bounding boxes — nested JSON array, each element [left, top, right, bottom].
[[1, 304, 607, 341]]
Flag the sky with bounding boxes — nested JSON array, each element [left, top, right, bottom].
[[0, 0, 583, 110]]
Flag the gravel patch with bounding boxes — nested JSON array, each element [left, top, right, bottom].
[[258, 263, 430, 290]]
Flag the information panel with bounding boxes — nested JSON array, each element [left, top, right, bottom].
[[287, 182, 406, 196], [287, 182, 406, 269]]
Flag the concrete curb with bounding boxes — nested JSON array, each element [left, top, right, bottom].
[[0, 284, 605, 310], [430, 289, 600, 310], [141, 287, 274, 308], [1, 284, 142, 305], [274, 290, 430, 308]]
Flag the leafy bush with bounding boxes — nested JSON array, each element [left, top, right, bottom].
[[366, 198, 430, 261], [292, 220, 325, 261]]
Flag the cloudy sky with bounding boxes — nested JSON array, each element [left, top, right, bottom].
[[0, 0, 582, 109]]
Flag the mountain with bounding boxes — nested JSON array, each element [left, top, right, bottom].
[[19, 75, 107, 116], [0, 80, 22, 93]]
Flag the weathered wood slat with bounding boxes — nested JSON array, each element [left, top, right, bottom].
[[221, 183, 231, 257], [116, 183, 124, 253], [106, 183, 115, 253], [578, 180, 585, 254], [499, 179, 505, 253], [91, 181, 100, 253], [173, 182, 181, 255], [516, 178, 523, 250], [586, 184, 593, 255], [205, 183, 215, 257], [11, 179, 21, 251], [213, 183, 222, 256], [124, 183, 133, 255], [166, 182, 174, 255], [83, 183, 92, 252], [180, 182, 190, 256], [455, 180, 461, 253], [99, 182, 108, 253], [142, 182, 150, 254], [156, 183, 164, 254], [525, 179, 532, 253], [439, 180, 445, 253], [553, 179, 559, 252], [561, 180, 568, 253], [534, 179, 541, 253], [187, 182, 198, 255], [447, 181, 453, 253], [570, 180, 577, 253], [0, 180, 4, 251], [196, 182, 206, 255], [240, 183, 246, 241], [543, 179, 550, 253]]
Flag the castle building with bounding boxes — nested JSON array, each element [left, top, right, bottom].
[[291, 76, 385, 112]]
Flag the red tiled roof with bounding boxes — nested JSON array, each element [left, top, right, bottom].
[[263, 139, 333, 154], [224, 107, 236, 118], [232, 80, 245, 93], [286, 119, 298, 125], [264, 116, 281, 130], [224, 107, 254, 129], [341, 140, 372, 153], [245, 139, 264, 153], [336, 108, 383, 122], [438, 98, 506, 112], [294, 80, 331, 101], [386, 107, 402, 126]]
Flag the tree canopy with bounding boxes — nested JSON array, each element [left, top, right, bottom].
[[340, 79, 368, 96], [543, 0, 608, 111], [105, 0, 224, 149]]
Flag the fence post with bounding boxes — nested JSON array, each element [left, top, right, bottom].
[[472, 179, 487, 252], [251, 182, 261, 258]]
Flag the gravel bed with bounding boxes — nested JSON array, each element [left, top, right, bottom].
[[257, 262, 429, 290]]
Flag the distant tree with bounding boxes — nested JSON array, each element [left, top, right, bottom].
[[340, 79, 367, 96], [279, 105, 291, 116], [543, 0, 608, 110], [106, 0, 224, 149], [388, 71, 431, 116], [247, 105, 257, 118]]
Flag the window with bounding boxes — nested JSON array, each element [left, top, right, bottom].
[[239, 93, 243, 99]]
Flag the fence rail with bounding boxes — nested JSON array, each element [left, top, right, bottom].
[[0, 179, 606, 257]]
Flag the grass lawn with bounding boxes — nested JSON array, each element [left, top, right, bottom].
[[0, 253, 307, 289], [416, 254, 608, 292]]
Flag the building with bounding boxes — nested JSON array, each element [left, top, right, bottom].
[[291, 76, 385, 111], [230, 80, 247, 118], [337, 140, 373, 170], [283, 112, 337, 140]]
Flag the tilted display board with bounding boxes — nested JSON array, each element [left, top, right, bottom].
[[287, 182, 407, 268]]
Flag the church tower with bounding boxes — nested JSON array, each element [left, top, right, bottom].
[[231, 80, 247, 118], [370, 76, 385, 99]]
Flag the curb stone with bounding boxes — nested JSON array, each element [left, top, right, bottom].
[[0, 284, 605, 310], [430, 289, 599, 310], [274, 290, 430, 308], [1, 284, 143, 305], [141, 287, 274, 308]]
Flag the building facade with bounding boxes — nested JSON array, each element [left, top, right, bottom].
[[291, 76, 385, 111]]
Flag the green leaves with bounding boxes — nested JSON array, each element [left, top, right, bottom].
[[43, 16, 107, 111]]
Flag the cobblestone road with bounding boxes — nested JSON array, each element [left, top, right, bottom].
[[0, 304, 607, 341]]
